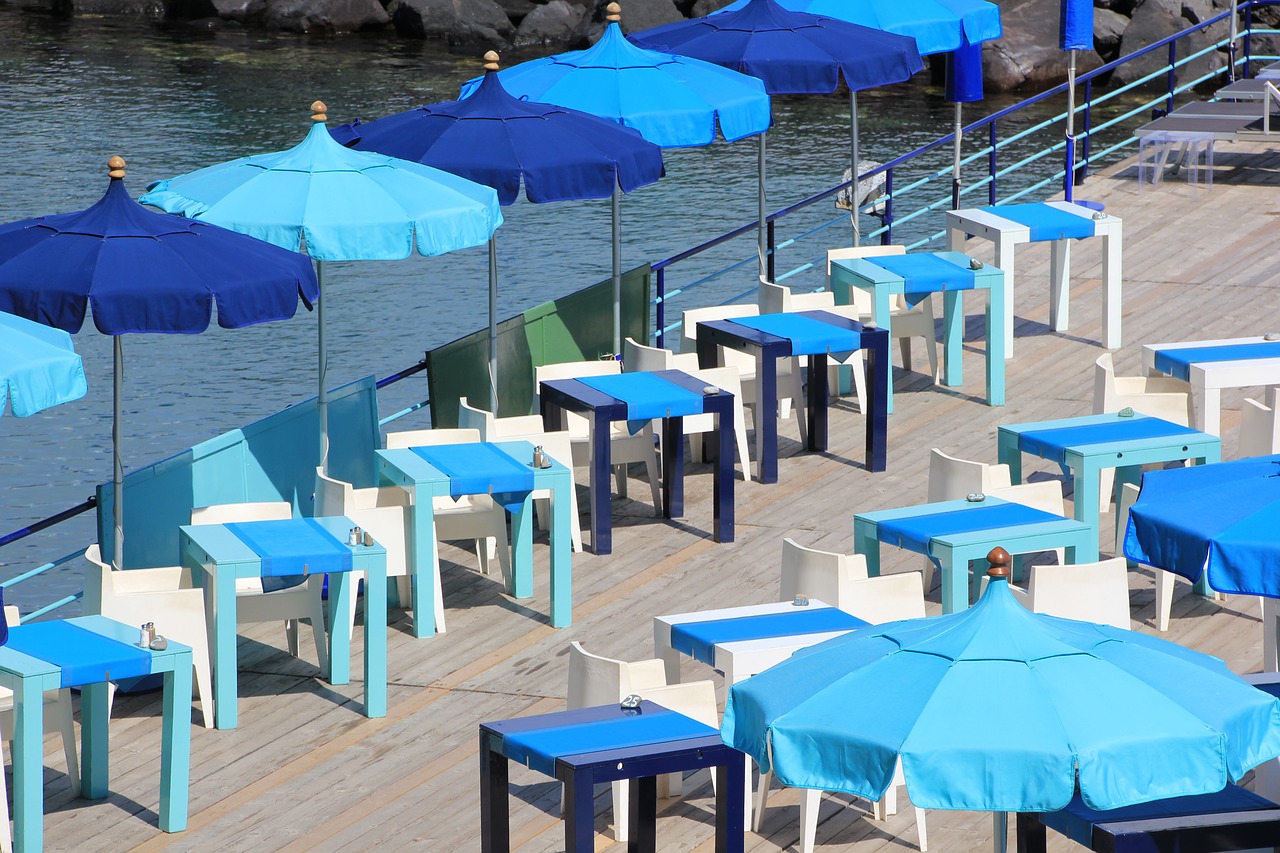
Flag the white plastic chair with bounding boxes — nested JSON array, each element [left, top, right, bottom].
[[622, 336, 700, 373], [566, 641, 719, 843], [779, 537, 869, 612], [82, 544, 215, 729], [925, 449, 1015, 590], [189, 501, 329, 676], [758, 279, 868, 411], [1239, 394, 1280, 457], [826, 245, 939, 382], [383, 427, 513, 581], [534, 360, 662, 513], [1011, 558, 1132, 629], [458, 397, 585, 553], [1116, 482, 1183, 632]]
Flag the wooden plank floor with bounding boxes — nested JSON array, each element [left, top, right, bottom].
[[29, 142, 1280, 852]]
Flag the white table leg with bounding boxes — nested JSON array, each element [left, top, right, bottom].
[[946, 225, 964, 252], [1049, 239, 1070, 332], [1102, 229, 1122, 349], [1195, 387, 1222, 436], [995, 233, 1016, 358]]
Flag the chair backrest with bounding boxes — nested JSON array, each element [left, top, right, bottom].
[[842, 572, 927, 624], [986, 480, 1067, 517], [623, 337, 676, 373], [780, 537, 870, 611], [636, 681, 719, 727], [927, 448, 1014, 503], [385, 427, 481, 449], [826, 245, 906, 313], [190, 501, 292, 525], [1092, 352, 1119, 414], [758, 280, 836, 314], [680, 304, 759, 353], [689, 366, 747, 429], [457, 397, 496, 439], [3, 605, 18, 627], [313, 467, 353, 517], [1240, 395, 1280, 457], [535, 359, 621, 385], [566, 641, 667, 708], [1027, 558, 1131, 629]]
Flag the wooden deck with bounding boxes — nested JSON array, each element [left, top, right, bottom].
[[31, 142, 1280, 852]]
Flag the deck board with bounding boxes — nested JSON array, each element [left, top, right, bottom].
[[19, 143, 1280, 851]]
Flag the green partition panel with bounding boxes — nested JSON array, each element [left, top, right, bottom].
[[426, 265, 651, 427], [97, 376, 380, 568]]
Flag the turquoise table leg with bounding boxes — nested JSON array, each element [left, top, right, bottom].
[[508, 494, 534, 600], [13, 675, 43, 852], [853, 519, 881, 577], [936, 545, 970, 614], [549, 469, 572, 628], [364, 560, 387, 719], [1113, 465, 1142, 551], [997, 434, 1022, 484], [409, 489, 437, 638], [1072, 461, 1102, 544], [986, 278, 1006, 406], [81, 681, 110, 798], [159, 653, 192, 832], [328, 572, 352, 686], [1065, 529, 1100, 564], [214, 566, 239, 730], [872, 287, 895, 414], [941, 291, 964, 387]]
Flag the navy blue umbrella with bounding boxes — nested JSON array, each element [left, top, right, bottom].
[[334, 55, 664, 396], [0, 157, 318, 568], [631, 0, 922, 253]]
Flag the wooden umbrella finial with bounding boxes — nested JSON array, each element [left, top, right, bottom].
[[107, 156, 126, 180], [484, 50, 500, 72], [986, 547, 1011, 580], [606, 2, 621, 22], [310, 100, 328, 123]]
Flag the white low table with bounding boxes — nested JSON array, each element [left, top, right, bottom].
[[1143, 335, 1280, 435], [946, 201, 1122, 356]]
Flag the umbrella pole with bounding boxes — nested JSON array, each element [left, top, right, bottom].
[[317, 259, 330, 475], [112, 335, 124, 571], [850, 89, 861, 247], [1229, 0, 1239, 81], [952, 102, 963, 209], [612, 184, 621, 357], [488, 237, 499, 414], [992, 812, 1008, 853], [1065, 51, 1077, 203], [758, 131, 767, 281]]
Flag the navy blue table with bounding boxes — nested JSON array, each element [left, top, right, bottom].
[[1016, 785, 1280, 852], [694, 309, 888, 483], [539, 368, 735, 555], [480, 700, 746, 852]]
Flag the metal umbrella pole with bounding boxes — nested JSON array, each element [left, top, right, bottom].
[[1065, 50, 1077, 202], [112, 335, 124, 570], [1229, 0, 1239, 81], [488, 237, 498, 412], [612, 184, 622, 356], [953, 102, 964, 208], [758, 131, 768, 280], [850, 88, 861, 246], [317, 259, 329, 473]]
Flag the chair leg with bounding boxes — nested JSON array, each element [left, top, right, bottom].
[[613, 779, 630, 842], [915, 805, 929, 851], [688, 431, 705, 464], [615, 462, 629, 499], [1156, 569, 1175, 633], [1264, 596, 1278, 672], [308, 587, 330, 675], [922, 332, 939, 383], [735, 421, 752, 483], [493, 524, 513, 586], [193, 650, 215, 730], [51, 690, 79, 798], [898, 336, 913, 374], [753, 769, 773, 832], [789, 358, 808, 446], [285, 619, 300, 658], [799, 788, 822, 853], [645, 453, 662, 518], [851, 352, 868, 413]]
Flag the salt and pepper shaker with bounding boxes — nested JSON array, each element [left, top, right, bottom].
[[347, 527, 359, 546], [533, 445, 545, 468], [140, 623, 150, 647]]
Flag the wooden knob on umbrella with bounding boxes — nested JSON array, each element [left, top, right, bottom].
[[107, 156, 126, 180], [986, 547, 1011, 579], [606, 2, 620, 22], [484, 50, 500, 72], [310, 100, 328, 122]]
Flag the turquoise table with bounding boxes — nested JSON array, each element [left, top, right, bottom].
[[0, 615, 192, 852], [375, 439, 573, 634], [828, 250, 1006, 413], [178, 514, 387, 730], [997, 412, 1221, 543], [854, 497, 1097, 614]]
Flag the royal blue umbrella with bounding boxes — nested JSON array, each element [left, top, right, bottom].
[[335, 53, 665, 395], [723, 557, 1280, 852], [142, 102, 503, 468], [0, 311, 87, 418], [0, 157, 319, 568], [1060, 0, 1093, 201], [630, 0, 922, 253], [461, 5, 771, 348]]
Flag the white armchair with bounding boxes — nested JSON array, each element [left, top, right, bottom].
[[1003, 558, 1132, 629], [779, 537, 868, 611], [1240, 394, 1280, 457], [758, 279, 870, 411]]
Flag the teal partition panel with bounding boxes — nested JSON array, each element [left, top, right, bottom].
[[97, 376, 379, 568]]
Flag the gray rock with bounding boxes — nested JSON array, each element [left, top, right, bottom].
[[691, 0, 734, 15], [211, 0, 265, 22], [494, 0, 536, 24], [515, 0, 583, 46], [1094, 8, 1129, 58], [71, 0, 163, 13], [1181, 0, 1215, 23], [389, 0, 516, 44], [1113, 2, 1224, 85], [264, 0, 388, 31], [983, 0, 1104, 91], [569, 0, 683, 47], [1096, 0, 1137, 14], [1138, 0, 1182, 18]]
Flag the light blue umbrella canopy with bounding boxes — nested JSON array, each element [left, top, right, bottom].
[[723, 570, 1280, 820], [0, 311, 87, 417]]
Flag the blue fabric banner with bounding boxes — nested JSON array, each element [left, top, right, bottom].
[[502, 706, 714, 776], [1059, 0, 1094, 51], [987, 202, 1095, 241], [6, 621, 154, 689], [1018, 416, 1199, 465], [869, 253, 978, 307], [733, 313, 861, 355], [1153, 341, 1280, 383], [579, 372, 705, 434], [945, 40, 985, 103], [226, 517, 353, 594], [670, 606, 868, 665], [411, 443, 534, 513], [879, 500, 1057, 557]]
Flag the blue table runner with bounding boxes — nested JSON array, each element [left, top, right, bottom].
[[226, 517, 352, 592], [579, 372, 705, 434], [411, 443, 534, 512], [868, 253, 978, 307], [1017, 416, 1200, 465], [879, 501, 1058, 558], [670, 607, 868, 665], [985, 202, 1096, 241], [502, 706, 715, 776], [1038, 784, 1275, 845], [6, 622, 153, 689], [731, 313, 861, 356], [1154, 341, 1280, 382]]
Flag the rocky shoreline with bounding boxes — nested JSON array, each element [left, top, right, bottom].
[[42, 0, 1277, 92]]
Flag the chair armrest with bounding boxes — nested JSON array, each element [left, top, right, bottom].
[[108, 566, 194, 593], [351, 485, 411, 510], [494, 415, 546, 438], [638, 680, 720, 728]]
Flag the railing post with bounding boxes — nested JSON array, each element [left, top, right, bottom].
[[1167, 41, 1177, 113], [1245, 4, 1254, 77], [766, 218, 776, 281], [988, 121, 998, 205], [655, 266, 666, 348], [1079, 80, 1093, 185], [883, 167, 894, 245]]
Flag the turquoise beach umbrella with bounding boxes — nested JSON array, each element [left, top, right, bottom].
[[142, 101, 503, 469], [723, 559, 1280, 851], [0, 310, 87, 418]]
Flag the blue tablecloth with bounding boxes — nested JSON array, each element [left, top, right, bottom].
[[502, 705, 715, 776], [868, 253, 977, 307], [732, 313, 861, 356], [1153, 341, 1280, 382], [1017, 416, 1199, 465], [6, 621, 154, 689], [1038, 784, 1276, 845], [985, 202, 1096, 241], [411, 442, 534, 512], [579, 371, 705, 434], [879, 500, 1057, 558], [670, 607, 868, 665], [226, 517, 352, 592]]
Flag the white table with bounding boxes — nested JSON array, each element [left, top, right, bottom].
[[1143, 335, 1280, 435], [946, 201, 1123, 356]]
